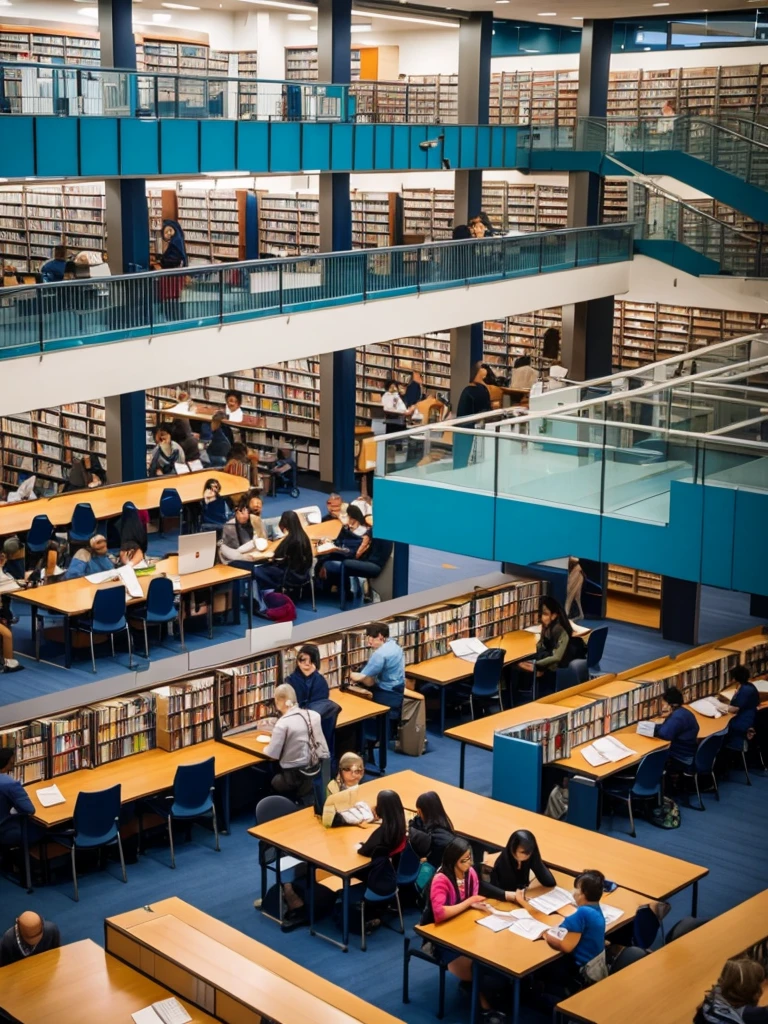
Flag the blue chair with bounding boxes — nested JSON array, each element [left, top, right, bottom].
[[396, 842, 422, 891], [279, 565, 316, 612], [603, 748, 669, 837], [632, 903, 666, 948], [610, 946, 649, 974], [77, 586, 134, 673], [555, 658, 589, 691], [68, 502, 96, 545], [403, 935, 448, 1019], [25, 514, 54, 568], [468, 648, 505, 719], [359, 856, 403, 951], [54, 784, 126, 901], [255, 794, 302, 926], [159, 487, 184, 536], [683, 730, 726, 810], [161, 757, 219, 869], [586, 627, 609, 677], [133, 576, 181, 657]]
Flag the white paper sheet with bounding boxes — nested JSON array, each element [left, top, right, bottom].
[[36, 784, 65, 808], [527, 886, 575, 915]]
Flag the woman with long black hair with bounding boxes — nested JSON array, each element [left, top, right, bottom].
[[515, 595, 575, 701], [252, 509, 312, 613], [481, 829, 555, 902], [408, 791, 455, 869]]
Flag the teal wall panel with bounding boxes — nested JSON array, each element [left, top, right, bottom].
[[330, 123, 354, 170], [119, 119, 159, 175], [301, 123, 331, 171], [476, 126, 492, 170], [200, 120, 236, 172], [236, 121, 269, 172], [495, 496, 602, 564], [731, 490, 768, 595], [634, 239, 720, 275], [489, 127, 505, 168], [425, 128, 445, 170], [408, 125, 429, 170], [374, 479, 496, 559], [160, 120, 200, 175], [392, 126, 411, 169], [443, 126, 461, 170], [459, 126, 477, 168], [373, 124, 393, 170], [80, 118, 119, 176], [35, 119, 79, 177], [353, 124, 375, 170], [270, 122, 301, 172], [0, 119, 34, 177], [701, 484, 736, 590]]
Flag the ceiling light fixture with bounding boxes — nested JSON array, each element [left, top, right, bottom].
[[571, 15, 583, 19], [152, 11, 172, 21], [162, 2, 199, 7], [652, 3, 670, 6], [496, 1, 510, 4], [351, 23, 372, 32], [537, 12, 557, 16], [78, 8, 99, 16], [237, 0, 315, 10], [351, 8, 458, 27]]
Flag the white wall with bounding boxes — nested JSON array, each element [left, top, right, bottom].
[[492, 43, 768, 76], [0, 261, 629, 416], [625, 255, 768, 313]]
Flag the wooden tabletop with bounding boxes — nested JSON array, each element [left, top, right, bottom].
[[0, 939, 216, 1024], [716, 634, 768, 655], [555, 723, 670, 779], [13, 555, 250, 617], [26, 739, 259, 827], [164, 401, 266, 430], [558, 889, 768, 1024], [248, 770, 707, 901], [222, 689, 390, 758], [106, 899, 405, 1024], [0, 470, 246, 535], [445, 701, 577, 752], [416, 869, 647, 979], [242, 518, 342, 563], [406, 630, 539, 686]]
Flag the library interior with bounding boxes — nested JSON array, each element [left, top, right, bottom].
[[1, 0, 768, 1022]]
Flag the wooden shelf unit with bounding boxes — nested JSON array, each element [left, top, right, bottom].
[[0, 183, 106, 274], [284, 45, 361, 81], [607, 564, 662, 600], [257, 191, 399, 258], [355, 332, 451, 425]]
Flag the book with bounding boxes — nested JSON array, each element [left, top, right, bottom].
[[581, 735, 637, 767], [449, 637, 489, 663], [527, 886, 575, 915], [36, 783, 65, 808]]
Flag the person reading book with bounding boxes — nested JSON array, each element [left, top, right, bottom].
[[721, 665, 761, 753], [480, 829, 556, 903], [695, 957, 768, 1024], [654, 686, 699, 776]]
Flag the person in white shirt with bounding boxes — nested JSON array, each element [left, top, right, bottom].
[[381, 379, 415, 434], [264, 683, 330, 800], [224, 389, 244, 423]]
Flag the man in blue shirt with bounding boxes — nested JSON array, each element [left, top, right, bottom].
[[654, 686, 700, 769], [64, 535, 115, 580], [0, 747, 41, 848], [351, 621, 405, 710], [40, 245, 68, 283]]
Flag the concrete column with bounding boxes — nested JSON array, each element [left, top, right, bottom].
[[561, 18, 614, 380], [105, 391, 147, 483], [660, 576, 700, 644]]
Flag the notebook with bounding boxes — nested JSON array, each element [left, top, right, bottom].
[[449, 638, 489, 663], [527, 886, 575, 915], [581, 736, 636, 767], [36, 784, 65, 808]]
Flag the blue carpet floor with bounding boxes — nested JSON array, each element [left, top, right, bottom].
[[1, 556, 767, 1022]]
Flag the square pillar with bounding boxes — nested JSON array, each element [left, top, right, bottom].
[[105, 391, 146, 483]]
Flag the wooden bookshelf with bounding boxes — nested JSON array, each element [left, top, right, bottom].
[[284, 45, 361, 82], [257, 191, 399, 258], [89, 694, 156, 767], [218, 655, 280, 733], [154, 677, 216, 752], [355, 332, 451, 425], [35, 711, 93, 778], [607, 565, 662, 600], [0, 723, 46, 785], [0, 183, 106, 274]]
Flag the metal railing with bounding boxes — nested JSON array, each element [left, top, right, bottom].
[[0, 223, 633, 360]]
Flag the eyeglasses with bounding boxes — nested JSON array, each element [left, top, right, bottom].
[[342, 767, 365, 775]]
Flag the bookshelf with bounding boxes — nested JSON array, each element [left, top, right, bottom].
[[355, 333, 451, 425], [284, 46, 361, 81], [218, 655, 280, 733], [90, 694, 156, 767], [0, 184, 106, 274], [0, 399, 106, 491], [258, 191, 399, 258], [36, 711, 93, 778], [0, 723, 46, 785], [484, 307, 563, 375], [281, 636, 345, 689], [154, 677, 216, 752], [607, 565, 662, 601], [175, 189, 244, 264]]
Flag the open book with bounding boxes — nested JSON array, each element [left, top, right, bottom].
[[449, 638, 489, 663], [131, 998, 192, 1024], [690, 696, 730, 719], [528, 886, 575, 915], [581, 735, 636, 767]]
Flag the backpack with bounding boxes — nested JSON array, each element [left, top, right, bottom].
[[649, 797, 681, 829], [563, 635, 587, 667]]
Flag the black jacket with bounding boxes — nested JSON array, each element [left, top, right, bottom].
[[408, 817, 455, 869]]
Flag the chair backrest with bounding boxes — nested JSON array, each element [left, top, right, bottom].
[[586, 626, 609, 668], [308, 699, 341, 761], [631, 748, 669, 796], [255, 794, 298, 826], [146, 575, 176, 618], [27, 514, 54, 549], [71, 502, 96, 536], [73, 784, 121, 841], [556, 659, 588, 690], [91, 585, 127, 630], [160, 487, 183, 516], [694, 730, 727, 772], [611, 946, 649, 974], [173, 756, 215, 811], [472, 648, 505, 697], [631, 905, 661, 949], [665, 917, 707, 944], [295, 505, 322, 525], [396, 842, 422, 886]]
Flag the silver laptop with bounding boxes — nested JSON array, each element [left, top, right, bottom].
[[177, 531, 217, 576]]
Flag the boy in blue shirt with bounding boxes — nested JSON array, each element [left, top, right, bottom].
[[40, 245, 68, 283]]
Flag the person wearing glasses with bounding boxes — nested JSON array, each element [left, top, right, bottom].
[[285, 644, 330, 708]]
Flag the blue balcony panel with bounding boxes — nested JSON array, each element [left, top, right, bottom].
[[2, 119, 35, 178], [80, 118, 119, 177], [494, 497, 602, 565], [270, 122, 302, 173], [236, 121, 270, 173], [160, 120, 200, 175], [120, 119, 159, 175], [302, 123, 331, 172], [353, 123, 375, 171], [732, 489, 768, 595], [373, 124, 393, 171], [36, 118, 79, 177], [200, 120, 237, 173], [330, 123, 355, 171]]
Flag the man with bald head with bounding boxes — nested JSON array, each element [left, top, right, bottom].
[[0, 910, 60, 965]]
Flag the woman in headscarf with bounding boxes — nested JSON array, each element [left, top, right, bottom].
[[158, 219, 188, 321]]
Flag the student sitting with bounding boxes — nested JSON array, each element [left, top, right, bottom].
[[408, 791, 455, 869], [480, 829, 556, 902], [285, 644, 329, 707], [721, 664, 761, 752], [171, 417, 203, 464], [527, 868, 607, 995], [224, 388, 244, 423], [64, 535, 115, 579], [252, 510, 312, 614], [200, 478, 230, 531], [148, 423, 186, 476], [220, 505, 262, 566], [206, 412, 232, 467], [316, 504, 369, 582], [322, 751, 367, 827], [0, 617, 22, 672], [247, 491, 268, 541], [119, 503, 148, 558], [322, 492, 348, 523], [0, 911, 61, 967], [270, 446, 297, 492], [357, 789, 408, 932], [515, 596, 578, 700], [263, 683, 329, 802], [654, 686, 700, 773], [65, 453, 106, 491], [40, 245, 68, 283], [695, 958, 768, 1024]]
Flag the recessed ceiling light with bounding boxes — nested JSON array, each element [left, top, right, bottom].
[[351, 8, 458, 26], [571, 15, 583, 18], [538, 12, 557, 16], [286, 11, 311, 18], [162, 2, 200, 8], [652, 2, 670, 6], [237, 0, 315, 10], [496, 1, 510, 4]]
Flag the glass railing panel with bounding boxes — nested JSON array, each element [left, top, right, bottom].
[[378, 423, 499, 495], [702, 438, 768, 491]]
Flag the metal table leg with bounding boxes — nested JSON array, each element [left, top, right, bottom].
[[459, 742, 466, 789], [692, 879, 699, 916], [378, 711, 388, 774], [439, 687, 446, 735]]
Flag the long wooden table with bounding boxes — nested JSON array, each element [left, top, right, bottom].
[[14, 555, 252, 667], [417, 869, 647, 1024], [26, 738, 259, 830], [0, 469, 246, 536], [556, 889, 768, 1024], [0, 938, 217, 1024], [248, 770, 708, 951], [105, 898, 406, 1024]]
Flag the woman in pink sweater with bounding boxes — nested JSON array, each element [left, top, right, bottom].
[[426, 838, 489, 1002]]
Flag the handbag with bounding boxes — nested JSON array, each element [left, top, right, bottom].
[[581, 950, 608, 985], [415, 861, 436, 896]]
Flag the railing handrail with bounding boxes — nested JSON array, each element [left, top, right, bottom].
[[0, 222, 632, 299]]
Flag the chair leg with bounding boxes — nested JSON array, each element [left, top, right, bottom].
[[498, 683, 504, 712], [126, 625, 134, 669], [695, 774, 704, 811], [116, 833, 127, 883], [35, 612, 41, 662], [143, 621, 149, 660], [71, 845, 79, 902], [168, 814, 176, 869], [469, 694, 475, 721], [90, 632, 96, 674], [403, 938, 411, 1004], [310, 576, 316, 612], [711, 772, 720, 801], [110, 633, 115, 657], [395, 890, 404, 934], [361, 899, 367, 952], [438, 963, 447, 1020], [741, 750, 752, 786], [211, 804, 220, 852], [627, 796, 635, 838]]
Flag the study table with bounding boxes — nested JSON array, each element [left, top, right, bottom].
[[556, 888, 768, 1024], [0, 938, 216, 1024], [26, 738, 259, 831], [416, 869, 648, 1024], [105, 898, 406, 1024], [248, 770, 708, 951], [0, 468, 246, 536], [222, 687, 393, 772], [13, 554, 252, 668]]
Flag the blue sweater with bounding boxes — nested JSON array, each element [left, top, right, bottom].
[[286, 668, 330, 708], [656, 706, 699, 764], [729, 682, 760, 740], [64, 553, 115, 580]]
